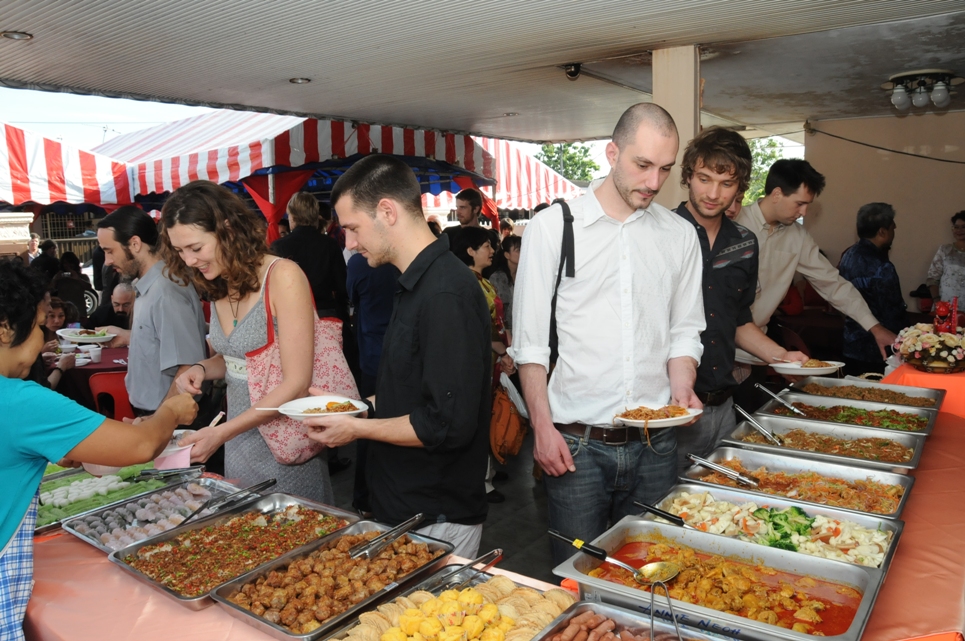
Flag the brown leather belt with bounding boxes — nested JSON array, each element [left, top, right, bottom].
[[696, 388, 734, 407], [554, 422, 642, 446]]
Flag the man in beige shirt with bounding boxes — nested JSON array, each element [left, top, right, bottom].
[[736, 159, 896, 359]]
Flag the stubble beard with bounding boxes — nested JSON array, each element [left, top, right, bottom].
[[613, 166, 656, 211]]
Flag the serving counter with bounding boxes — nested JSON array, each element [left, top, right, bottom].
[[25, 411, 965, 641], [883, 364, 965, 420]]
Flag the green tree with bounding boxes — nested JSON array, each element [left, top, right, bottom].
[[743, 137, 783, 204], [536, 143, 600, 182]]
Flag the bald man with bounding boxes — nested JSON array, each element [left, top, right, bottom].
[[510, 103, 705, 565], [85, 281, 135, 330]]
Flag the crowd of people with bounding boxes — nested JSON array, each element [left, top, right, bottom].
[[3, 99, 959, 638]]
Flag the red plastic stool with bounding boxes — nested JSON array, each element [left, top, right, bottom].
[[89, 371, 134, 421]]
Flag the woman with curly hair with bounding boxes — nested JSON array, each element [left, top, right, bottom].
[[0, 258, 196, 638], [161, 181, 332, 502]]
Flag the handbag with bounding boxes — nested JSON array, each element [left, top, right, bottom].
[[246, 260, 360, 465]]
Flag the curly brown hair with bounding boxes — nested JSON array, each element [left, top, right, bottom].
[[679, 126, 752, 193], [157, 180, 267, 302]]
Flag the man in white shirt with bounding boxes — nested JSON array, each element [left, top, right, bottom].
[[510, 103, 705, 564], [736, 160, 896, 359]]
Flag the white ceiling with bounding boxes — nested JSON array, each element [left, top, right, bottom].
[[0, 0, 963, 143]]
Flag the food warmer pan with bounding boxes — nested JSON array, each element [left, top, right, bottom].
[[755, 393, 936, 438], [528, 601, 721, 641], [788, 376, 945, 411]]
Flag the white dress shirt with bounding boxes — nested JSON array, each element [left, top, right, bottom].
[[736, 201, 878, 331], [510, 180, 705, 426]]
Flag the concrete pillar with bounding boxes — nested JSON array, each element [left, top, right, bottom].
[[0, 211, 33, 258], [651, 45, 700, 210]]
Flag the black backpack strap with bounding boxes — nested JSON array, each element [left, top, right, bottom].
[[549, 202, 575, 364]]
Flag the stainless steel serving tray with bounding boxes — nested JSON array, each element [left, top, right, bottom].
[[211, 520, 454, 640], [553, 516, 883, 641], [680, 447, 914, 519], [107, 493, 360, 609], [529, 601, 719, 641], [789, 376, 945, 410], [35, 468, 201, 535], [755, 392, 936, 438], [62, 477, 242, 553], [722, 415, 924, 474], [645, 483, 903, 571]]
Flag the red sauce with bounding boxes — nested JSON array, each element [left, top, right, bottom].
[[590, 541, 860, 636]]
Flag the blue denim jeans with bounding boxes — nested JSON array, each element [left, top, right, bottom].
[[544, 425, 677, 566]]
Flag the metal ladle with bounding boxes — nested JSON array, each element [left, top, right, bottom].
[[548, 531, 683, 641]]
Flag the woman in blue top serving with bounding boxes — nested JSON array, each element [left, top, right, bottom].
[[0, 259, 198, 640]]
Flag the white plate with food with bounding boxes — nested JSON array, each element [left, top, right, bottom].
[[275, 396, 367, 420], [57, 328, 116, 344], [734, 348, 767, 366], [614, 405, 703, 428], [770, 359, 844, 376]]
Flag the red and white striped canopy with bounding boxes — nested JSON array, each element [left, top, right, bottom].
[[0, 123, 132, 206], [423, 137, 583, 211], [94, 110, 495, 196]]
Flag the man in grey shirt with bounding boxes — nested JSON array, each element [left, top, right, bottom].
[[96, 206, 207, 414]]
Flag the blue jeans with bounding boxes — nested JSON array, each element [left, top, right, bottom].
[[544, 426, 677, 566]]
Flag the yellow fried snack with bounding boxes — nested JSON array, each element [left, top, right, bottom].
[[400, 610, 426, 636], [382, 628, 408, 641], [410, 634, 427, 641], [458, 587, 484, 613], [439, 626, 468, 641], [496, 617, 516, 634], [477, 603, 501, 625], [419, 617, 444, 640], [462, 615, 485, 640], [438, 601, 465, 627], [480, 629, 506, 641], [420, 598, 443, 617], [438, 589, 461, 602]]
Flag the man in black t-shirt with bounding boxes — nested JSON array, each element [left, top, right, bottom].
[[304, 155, 491, 558]]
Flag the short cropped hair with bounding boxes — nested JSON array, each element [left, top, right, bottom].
[[764, 159, 826, 198], [29, 232, 40, 241], [98, 205, 159, 250], [856, 203, 896, 239], [330, 154, 423, 218], [680, 127, 753, 193], [456, 188, 482, 211], [951, 211, 965, 226], [286, 192, 319, 227], [40, 239, 57, 253], [612, 103, 678, 149]]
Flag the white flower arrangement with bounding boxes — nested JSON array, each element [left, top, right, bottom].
[[894, 324, 965, 371]]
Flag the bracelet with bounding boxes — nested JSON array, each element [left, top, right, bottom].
[[193, 362, 206, 376], [52, 367, 63, 375]]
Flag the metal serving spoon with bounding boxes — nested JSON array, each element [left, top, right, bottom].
[[735, 405, 784, 446]]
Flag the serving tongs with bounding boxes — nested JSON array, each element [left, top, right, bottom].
[[350, 513, 425, 560], [632, 501, 696, 530], [181, 477, 277, 525], [137, 464, 206, 480], [754, 383, 806, 416], [686, 453, 760, 488], [420, 548, 504, 592], [735, 405, 784, 446]]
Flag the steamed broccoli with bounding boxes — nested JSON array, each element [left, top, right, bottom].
[[768, 538, 797, 552], [752, 507, 771, 520], [784, 506, 815, 536]]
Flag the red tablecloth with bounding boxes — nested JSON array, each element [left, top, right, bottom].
[[883, 363, 965, 419], [56, 347, 128, 409]]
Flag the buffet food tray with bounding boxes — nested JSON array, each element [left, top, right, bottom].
[[756, 392, 936, 438], [644, 483, 903, 571], [722, 414, 924, 474], [553, 516, 883, 641], [680, 447, 914, 519], [789, 376, 945, 410], [529, 601, 719, 641], [62, 477, 242, 553], [35, 468, 201, 535], [212, 520, 454, 640], [108, 493, 360, 609]]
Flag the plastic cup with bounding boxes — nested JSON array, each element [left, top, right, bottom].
[[59, 342, 77, 354], [89, 346, 102, 363], [154, 444, 193, 470]]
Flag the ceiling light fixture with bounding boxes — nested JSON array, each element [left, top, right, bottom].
[[882, 69, 962, 112], [288, 77, 311, 84], [1, 31, 33, 40]]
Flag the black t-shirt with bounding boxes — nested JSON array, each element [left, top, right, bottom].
[[270, 225, 348, 317], [368, 235, 492, 526], [674, 204, 759, 394]]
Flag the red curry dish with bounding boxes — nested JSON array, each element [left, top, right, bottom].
[[589, 540, 861, 635], [124, 505, 349, 597]]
